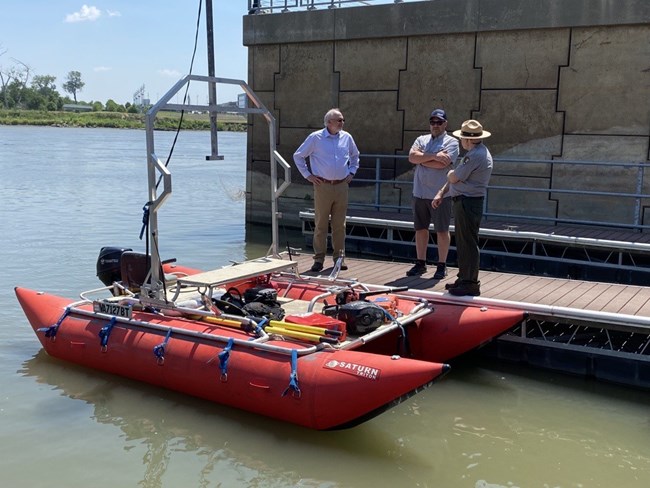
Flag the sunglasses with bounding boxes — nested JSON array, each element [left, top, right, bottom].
[[429, 119, 446, 126]]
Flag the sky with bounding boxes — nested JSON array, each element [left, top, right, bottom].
[[0, 1, 249, 105]]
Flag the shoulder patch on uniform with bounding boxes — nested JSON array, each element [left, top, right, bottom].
[[462, 156, 470, 165]]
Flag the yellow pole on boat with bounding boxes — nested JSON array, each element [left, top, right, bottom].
[[202, 315, 341, 336], [202, 315, 246, 328], [265, 325, 338, 344], [201, 315, 338, 344], [265, 320, 342, 337]]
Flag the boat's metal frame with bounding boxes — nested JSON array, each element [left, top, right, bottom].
[[143, 75, 291, 301], [67, 273, 433, 360]]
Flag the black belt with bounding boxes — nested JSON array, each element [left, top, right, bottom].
[[451, 195, 484, 202]]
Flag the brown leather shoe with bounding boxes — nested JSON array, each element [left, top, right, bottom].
[[310, 261, 324, 272]]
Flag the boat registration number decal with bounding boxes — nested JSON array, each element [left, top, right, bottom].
[[93, 301, 132, 319], [324, 360, 380, 380]]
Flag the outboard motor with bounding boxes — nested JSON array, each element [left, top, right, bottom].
[[332, 301, 386, 336], [96, 247, 132, 286]]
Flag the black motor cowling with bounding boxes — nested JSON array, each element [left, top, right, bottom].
[[329, 301, 386, 336], [96, 246, 132, 286]]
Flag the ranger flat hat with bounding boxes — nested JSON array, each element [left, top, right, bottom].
[[452, 119, 491, 140]]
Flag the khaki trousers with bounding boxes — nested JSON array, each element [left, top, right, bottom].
[[312, 182, 349, 262]]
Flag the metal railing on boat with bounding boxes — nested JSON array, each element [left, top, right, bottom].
[[65, 276, 435, 358]]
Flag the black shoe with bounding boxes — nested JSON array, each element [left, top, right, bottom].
[[445, 280, 462, 290], [448, 283, 481, 296], [339, 262, 348, 271], [310, 261, 324, 272], [433, 265, 447, 280], [406, 262, 427, 276]]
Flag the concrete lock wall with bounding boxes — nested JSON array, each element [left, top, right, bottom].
[[243, 0, 650, 229]]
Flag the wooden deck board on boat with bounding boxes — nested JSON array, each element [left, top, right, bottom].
[[178, 257, 296, 287], [285, 253, 650, 318]]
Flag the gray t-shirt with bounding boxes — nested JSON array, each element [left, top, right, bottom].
[[411, 133, 459, 199], [448, 143, 493, 198]]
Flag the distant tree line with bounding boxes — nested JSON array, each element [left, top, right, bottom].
[[0, 47, 139, 113]]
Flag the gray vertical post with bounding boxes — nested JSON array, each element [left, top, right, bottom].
[[205, 0, 223, 161], [635, 162, 643, 230], [375, 157, 381, 210]]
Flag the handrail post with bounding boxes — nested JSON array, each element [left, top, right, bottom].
[[374, 156, 381, 210], [635, 161, 643, 231], [205, 0, 223, 161]]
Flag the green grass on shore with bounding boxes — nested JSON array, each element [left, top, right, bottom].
[[0, 109, 247, 131]]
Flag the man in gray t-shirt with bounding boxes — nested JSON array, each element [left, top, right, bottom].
[[432, 119, 493, 296], [406, 109, 459, 278]]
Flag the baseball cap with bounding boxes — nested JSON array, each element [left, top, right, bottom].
[[429, 109, 447, 120]]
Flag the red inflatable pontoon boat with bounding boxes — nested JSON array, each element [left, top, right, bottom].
[[16, 284, 450, 430]]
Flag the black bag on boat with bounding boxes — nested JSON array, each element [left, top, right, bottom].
[[244, 287, 278, 305], [220, 287, 246, 308], [241, 286, 285, 320], [242, 301, 285, 321], [215, 286, 285, 320], [212, 288, 247, 316]]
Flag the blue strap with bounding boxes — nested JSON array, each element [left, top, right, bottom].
[[381, 308, 409, 357], [253, 316, 268, 336], [380, 307, 396, 323], [380, 307, 406, 337], [218, 338, 235, 378], [153, 328, 172, 361], [37, 307, 71, 338], [282, 349, 301, 397], [98, 317, 117, 349]]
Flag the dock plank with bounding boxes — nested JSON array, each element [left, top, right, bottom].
[[606, 286, 645, 314], [527, 280, 585, 307], [617, 289, 650, 316], [482, 273, 531, 299], [586, 285, 629, 313], [493, 275, 552, 302], [632, 298, 650, 317], [546, 280, 599, 308], [562, 282, 613, 310], [509, 277, 560, 304]]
